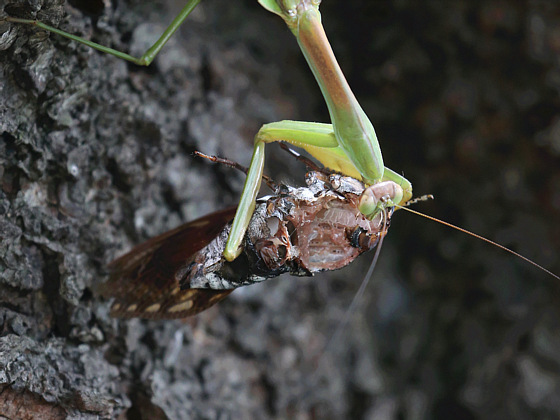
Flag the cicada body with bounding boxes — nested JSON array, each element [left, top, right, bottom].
[[102, 171, 391, 319]]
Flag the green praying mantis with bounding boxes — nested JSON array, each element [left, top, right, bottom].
[[6, 0, 559, 283], [5, 0, 412, 263]]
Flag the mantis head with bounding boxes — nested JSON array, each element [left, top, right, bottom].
[[358, 181, 404, 220]]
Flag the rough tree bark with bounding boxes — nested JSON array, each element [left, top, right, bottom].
[[1, 0, 560, 419]]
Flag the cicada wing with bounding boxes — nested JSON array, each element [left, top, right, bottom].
[[101, 207, 237, 319]]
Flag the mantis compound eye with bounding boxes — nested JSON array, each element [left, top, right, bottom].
[[358, 181, 404, 219]]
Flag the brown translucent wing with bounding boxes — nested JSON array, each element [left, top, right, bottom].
[[101, 207, 237, 319]]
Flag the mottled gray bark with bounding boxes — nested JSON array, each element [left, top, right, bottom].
[[1, 0, 560, 419]]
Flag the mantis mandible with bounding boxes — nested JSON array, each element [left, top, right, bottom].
[[6, 0, 412, 262]]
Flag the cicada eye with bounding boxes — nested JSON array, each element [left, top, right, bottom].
[[347, 227, 380, 251]]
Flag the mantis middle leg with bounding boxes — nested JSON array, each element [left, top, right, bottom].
[[5, 0, 202, 66]]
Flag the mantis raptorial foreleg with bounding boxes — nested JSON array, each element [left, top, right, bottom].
[[224, 120, 411, 260]]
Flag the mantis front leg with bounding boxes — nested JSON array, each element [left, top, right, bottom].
[[223, 120, 412, 261]]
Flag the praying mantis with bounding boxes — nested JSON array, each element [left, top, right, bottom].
[[4, 0, 558, 303], [5, 0, 412, 264]]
